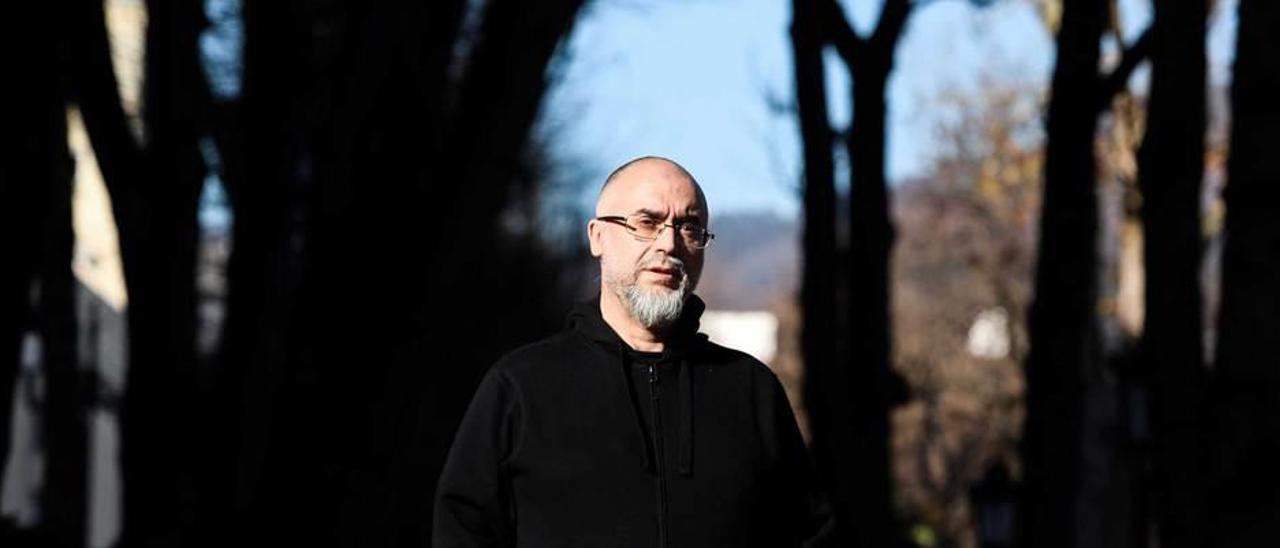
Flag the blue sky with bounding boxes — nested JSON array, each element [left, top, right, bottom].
[[542, 0, 1238, 218], [194, 0, 1239, 230]]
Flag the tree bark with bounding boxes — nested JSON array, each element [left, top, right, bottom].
[[432, 0, 587, 269], [810, 0, 911, 544], [37, 139, 85, 548], [792, 0, 840, 539], [843, 57, 899, 548], [0, 5, 83, 545], [222, 2, 587, 545], [102, 0, 210, 545], [0, 0, 60, 529], [1019, 0, 1108, 546], [1135, 0, 1209, 546], [1209, 0, 1280, 544]]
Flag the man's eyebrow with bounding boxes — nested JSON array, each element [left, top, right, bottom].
[[631, 208, 665, 218], [629, 208, 704, 223]]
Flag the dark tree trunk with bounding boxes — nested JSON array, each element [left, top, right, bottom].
[[108, 0, 210, 545], [36, 139, 85, 548], [1135, 0, 1209, 545], [0, 0, 57, 528], [433, 0, 588, 270], [791, 0, 839, 538], [7, 0, 585, 545], [64, 0, 209, 544], [1, 6, 83, 546], [1019, 0, 1108, 546], [224, 2, 355, 544], [384, 1, 588, 543], [802, 1, 911, 544], [221, 2, 586, 545], [61, 4, 150, 547], [843, 57, 898, 547], [218, 0, 307, 537], [1209, 0, 1280, 544]]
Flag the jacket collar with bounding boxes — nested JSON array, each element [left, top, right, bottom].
[[566, 291, 706, 354]]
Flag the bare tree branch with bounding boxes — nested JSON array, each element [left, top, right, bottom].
[[821, 0, 915, 72], [820, 0, 865, 67], [870, 0, 914, 60], [1096, 24, 1153, 114]]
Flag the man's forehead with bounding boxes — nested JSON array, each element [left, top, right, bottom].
[[602, 178, 703, 210], [595, 158, 707, 215]]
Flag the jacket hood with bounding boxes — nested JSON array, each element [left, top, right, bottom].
[[566, 292, 705, 476], [566, 292, 706, 350]]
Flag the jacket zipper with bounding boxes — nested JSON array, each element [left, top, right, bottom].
[[648, 364, 669, 547]]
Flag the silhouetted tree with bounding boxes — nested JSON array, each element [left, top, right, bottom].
[[1209, 0, 1280, 545], [62, 0, 210, 544], [796, 0, 989, 542], [1, 4, 88, 548], [7, 0, 586, 546], [1134, 0, 1209, 546], [787, 0, 915, 542], [1020, 0, 1103, 542], [831, 0, 909, 540], [790, 0, 840, 540], [0, 109, 81, 548], [219, 1, 587, 546], [1018, 0, 1152, 545], [115, 1, 210, 545]]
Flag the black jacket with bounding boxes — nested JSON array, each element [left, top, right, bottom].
[[433, 295, 821, 547]]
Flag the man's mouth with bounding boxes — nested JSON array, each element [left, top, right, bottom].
[[643, 266, 682, 285], [637, 255, 687, 288]]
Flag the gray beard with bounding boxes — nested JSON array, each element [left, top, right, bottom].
[[619, 276, 689, 329], [604, 257, 692, 329]]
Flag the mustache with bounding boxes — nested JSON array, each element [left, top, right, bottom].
[[639, 255, 686, 274]]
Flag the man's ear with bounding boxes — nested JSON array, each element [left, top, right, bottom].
[[587, 219, 604, 258]]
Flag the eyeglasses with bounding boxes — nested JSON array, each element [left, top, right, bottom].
[[596, 214, 715, 249]]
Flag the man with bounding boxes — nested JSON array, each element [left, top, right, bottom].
[[434, 157, 820, 547]]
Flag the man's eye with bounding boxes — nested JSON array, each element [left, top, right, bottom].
[[633, 218, 658, 228]]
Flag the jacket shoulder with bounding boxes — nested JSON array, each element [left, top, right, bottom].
[[694, 337, 785, 384], [488, 329, 588, 377], [691, 338, 788, 402]]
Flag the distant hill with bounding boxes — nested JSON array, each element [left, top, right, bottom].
[[698, 212, 799, 311]]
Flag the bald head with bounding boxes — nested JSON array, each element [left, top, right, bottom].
[[595, 156, 708, 221]]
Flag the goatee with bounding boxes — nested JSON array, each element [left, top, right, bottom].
[[606, 256, 692, 329]]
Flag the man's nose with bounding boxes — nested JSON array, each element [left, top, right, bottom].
[[652, 223, 679, 253]]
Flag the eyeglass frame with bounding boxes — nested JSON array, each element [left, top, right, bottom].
[[594, 214, 716, 249]]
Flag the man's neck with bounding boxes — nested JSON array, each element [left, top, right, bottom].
[[600, 288, 667, 353]]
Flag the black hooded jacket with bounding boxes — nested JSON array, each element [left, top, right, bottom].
[[433, 295, 821, 547]]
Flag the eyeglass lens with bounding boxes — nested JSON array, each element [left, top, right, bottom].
[[626, 214, 709, 248]]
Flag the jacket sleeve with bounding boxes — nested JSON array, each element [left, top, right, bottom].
[[764, 378, 835, 548], [433, 367, 523, 548]]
